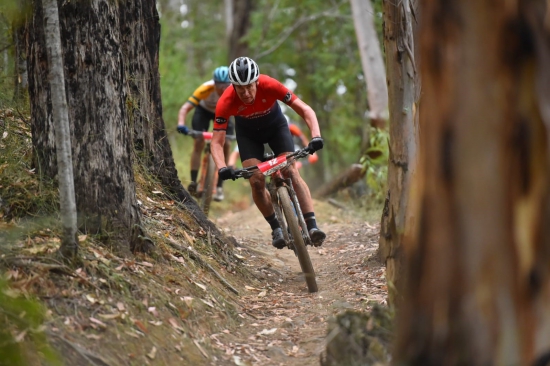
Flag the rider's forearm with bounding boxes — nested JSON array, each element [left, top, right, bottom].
[[290, 99, 321, 138], [211, 131, 227, 169], [178, 103, 194, 125], [301, 107, 321, 138]]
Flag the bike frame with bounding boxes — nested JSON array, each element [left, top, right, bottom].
[[234, 147, 318, 292], [186, 130, 235, 216], [258, 156, 313, 249], [235, 147, 315, 250]]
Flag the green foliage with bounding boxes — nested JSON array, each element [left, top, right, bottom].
[[158, 0, 388, 200], [359, 127, 388, 204], [0, 277, 61, 365], [244, 1, 371, 177], [0, 110, 58, 220], [158, 0, 229, 184]]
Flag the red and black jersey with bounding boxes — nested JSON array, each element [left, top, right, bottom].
[[213, 74, 297, 131]]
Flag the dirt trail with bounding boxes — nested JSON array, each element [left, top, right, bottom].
[[210, 201, 387, 366]]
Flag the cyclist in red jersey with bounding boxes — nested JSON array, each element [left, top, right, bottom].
[[210, 57, 326, 248]]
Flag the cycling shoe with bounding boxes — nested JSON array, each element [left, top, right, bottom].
[[272, 228, 286, 249], [187, 181, 197, 196], [309, 228, 326, 247]]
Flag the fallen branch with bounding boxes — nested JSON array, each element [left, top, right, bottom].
[[166, 238, 239, 296], [313, 164, 365, 198], [327, 198, 348, 210]]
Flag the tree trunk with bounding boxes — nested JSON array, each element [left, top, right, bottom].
[[350, 0, 389, 129], [224, 0, 233, 41], [378, 0, 419, 306], [120, 0, 188, 201], [41, 0, 77, 258], [13, 1, 30, 101], [395, 0, 550, 364], [228, 0, 254, 62], [28, 0, 144, 254], [119, 0, 230, 237]]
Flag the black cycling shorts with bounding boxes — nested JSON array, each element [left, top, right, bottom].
[[191, 105, 234, 135], [235, 115, 294, 162]]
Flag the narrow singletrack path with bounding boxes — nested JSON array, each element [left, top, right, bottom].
[[212, 201, 387, 366]]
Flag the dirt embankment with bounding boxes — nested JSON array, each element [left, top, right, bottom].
[[2, 192, 385, 366]]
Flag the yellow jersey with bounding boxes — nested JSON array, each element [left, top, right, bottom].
[[187, 80, 221, 113]]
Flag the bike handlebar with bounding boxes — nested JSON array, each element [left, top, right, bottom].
[[233, 146, 315, 179]]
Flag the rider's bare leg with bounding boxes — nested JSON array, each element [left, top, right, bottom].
[[243, 158, 285, 248], [242, 158, 274, 217], [191, 138, 205, 174], [280, 153, 325, 245]]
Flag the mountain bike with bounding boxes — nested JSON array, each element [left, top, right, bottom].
[[234, 147, 318, 293], [187, 130, 235, 216]]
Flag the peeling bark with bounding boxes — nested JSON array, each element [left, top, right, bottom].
[[28, 0, 143, 254], [378, 0, 419, 305], [395, 0, 550, 364], [41, 0, 77, 258]]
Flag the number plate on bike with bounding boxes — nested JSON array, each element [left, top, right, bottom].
[[258, 155, 289, 175]]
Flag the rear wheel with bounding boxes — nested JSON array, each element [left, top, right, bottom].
[[201, 154, 216, 216], [278, 187, 318, 293]]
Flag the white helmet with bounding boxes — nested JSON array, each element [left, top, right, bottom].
[[229, 57, 260, 85]]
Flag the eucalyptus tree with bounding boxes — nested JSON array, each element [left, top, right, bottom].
[[227, 0, 254, 61], [13, 0, 29, 100], [28, 0, 226, 252], [122, 0, 220, 234], [378, 0, 419, 305], [395, 0, 550, 363], [40, 0, 77, 258], [28, 0, 145, 253], [350, 0, 388, 129]]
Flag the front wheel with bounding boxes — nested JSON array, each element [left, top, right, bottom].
[[278, 186, 318, 293], [201, 154, 216, 216]]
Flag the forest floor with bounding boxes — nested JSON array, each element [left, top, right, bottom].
[[210, 200, 387, 366], [1, 198, 387, 366], [1, 107, 388, 365]]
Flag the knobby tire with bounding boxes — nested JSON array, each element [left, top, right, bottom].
[[270, 183, 290, 243], [201, 154, 216, 216], [278, 187, 318, 293]]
